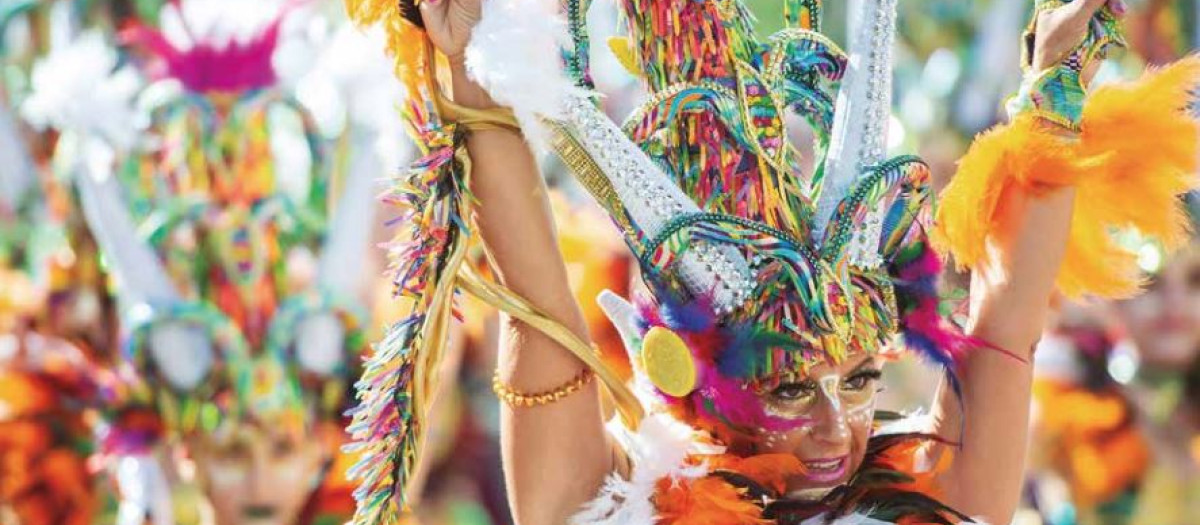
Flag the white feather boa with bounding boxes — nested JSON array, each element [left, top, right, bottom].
[[463, 0, 581, 149]]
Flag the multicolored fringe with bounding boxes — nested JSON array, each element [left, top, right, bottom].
[[343, 97, 469, 523], [614, 0, 846, 239], [936, 56, 1200, 298], [339, 1, 486, 522]]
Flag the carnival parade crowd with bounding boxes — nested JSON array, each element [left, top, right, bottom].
[[1, 1, 1199, 525]]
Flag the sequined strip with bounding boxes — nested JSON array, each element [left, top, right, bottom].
[[548, 121, 637, 238], [559, 95, 756, 312]]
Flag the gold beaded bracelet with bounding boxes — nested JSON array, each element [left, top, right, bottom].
[[493, 368, 595, 408]]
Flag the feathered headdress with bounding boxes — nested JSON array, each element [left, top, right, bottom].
[[342, 0, 1199, 519], [340, 0, 975, 518], [541, 0, 982, 444], [25, 1, 381, 448]]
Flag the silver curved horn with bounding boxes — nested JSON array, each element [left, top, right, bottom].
[[813, 0, 898, 241], [317, 126, 378, 294], [558, 96, 756, 313], [297, 126, 380, 375], [76, 137, 213, 391], [75, 145, 178, 306], [597, 289, 642, 363]]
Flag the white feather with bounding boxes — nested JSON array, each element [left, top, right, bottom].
[[158, 0, 294, 52], [463, 0, 581, 149], [21, 31, 142, 150], [570, 414, 719, 525], [114, 454, 174, 525], [293, 24, 409, 168], [875, 410, 936, 436]]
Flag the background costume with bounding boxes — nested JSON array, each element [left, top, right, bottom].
[[15, 2, 404, 524]]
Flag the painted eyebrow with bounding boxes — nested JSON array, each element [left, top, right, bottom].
[[846, 356, 877, 375]]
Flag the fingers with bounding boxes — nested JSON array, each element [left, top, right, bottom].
[[1065, 0, 1107, 22], [418, 0, 449, 31]]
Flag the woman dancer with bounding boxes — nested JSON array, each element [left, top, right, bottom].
[[343, 0, 1200, 524]]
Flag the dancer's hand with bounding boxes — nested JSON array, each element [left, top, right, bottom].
[[417, 0, 495, 107], [418, 0, 483, 64], [1031, 0, 1126, 78]]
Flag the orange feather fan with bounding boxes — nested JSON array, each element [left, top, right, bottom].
[[935, 57, 1200, 298]]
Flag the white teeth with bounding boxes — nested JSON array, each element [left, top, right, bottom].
[[806, 459, 842, 470]]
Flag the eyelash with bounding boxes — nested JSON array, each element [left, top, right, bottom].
[[845, 369, 883, 388], [770, 369, 883, 400]]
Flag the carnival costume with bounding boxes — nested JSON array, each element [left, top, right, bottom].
[[19, 3, 403, 523], [341, 0, 1200, 523]]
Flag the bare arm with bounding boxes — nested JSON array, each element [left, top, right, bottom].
[[933, 186, 1074, 522], [931, 0, 1111, 521], [444, 56, 613, 525]]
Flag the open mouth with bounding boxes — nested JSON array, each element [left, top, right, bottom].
[[801, 455, 848, 484], [242, 505, 278, 520]]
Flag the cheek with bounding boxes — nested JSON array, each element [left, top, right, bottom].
[[266, 454, 313, 485], [206, 461, 248, 489], [757, 404, 877, 455], [1123, 297, 1160, 326], [261, 447, 326, 510], [1186, 288, 1200, 322], [846, 407, 875, 466]]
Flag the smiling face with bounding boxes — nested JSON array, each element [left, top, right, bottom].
[[189, 423, 327, 525], [752, 352, 884, 497]]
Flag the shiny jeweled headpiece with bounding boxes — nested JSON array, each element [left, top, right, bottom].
[[541, 0, 967, 433], [342, 0, 971, 520]]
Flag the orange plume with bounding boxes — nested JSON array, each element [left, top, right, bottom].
[[935, 56, 1200, 298], [654, 475, 768, 525]]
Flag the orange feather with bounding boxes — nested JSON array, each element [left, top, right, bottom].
[[935, 56, 1200, 298], [654, 475, 768, 525]]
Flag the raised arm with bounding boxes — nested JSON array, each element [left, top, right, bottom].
[[419, 4, 613, 524], [930, 0, 1200, 522], [933, 185, 1075, 523]]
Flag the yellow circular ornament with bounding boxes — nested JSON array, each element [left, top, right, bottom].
[[641, 327, 697, 397]]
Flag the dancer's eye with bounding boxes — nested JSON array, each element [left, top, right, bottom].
[[840, 369, 882, 392], [771, 381, 818, 402], [1187, 265, 1200, 291]]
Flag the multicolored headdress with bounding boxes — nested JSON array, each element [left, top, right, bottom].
[[562, 0, 962, 384], [27, 2, 380, 444], [341, 0, 977, 519]]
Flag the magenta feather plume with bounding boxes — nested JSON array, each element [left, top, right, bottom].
[[120, 5, 291, 93]]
